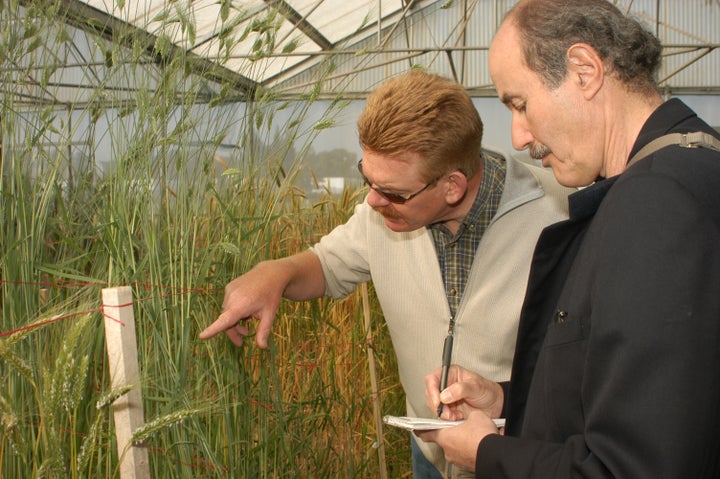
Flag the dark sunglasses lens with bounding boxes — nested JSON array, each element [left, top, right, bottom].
[[359, 160, 416, 204], [383, 192, 407, 203]]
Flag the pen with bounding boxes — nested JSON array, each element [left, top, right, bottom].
[[437, 332, 454, 416]]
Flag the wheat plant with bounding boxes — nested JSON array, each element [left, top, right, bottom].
[[1, 1, 410, 477]]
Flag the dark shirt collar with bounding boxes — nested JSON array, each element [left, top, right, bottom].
[[567, 179, 616, 221], [464, 151, 505, 227]]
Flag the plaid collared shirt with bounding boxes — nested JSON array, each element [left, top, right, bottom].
[[428, 151, 507, 319]]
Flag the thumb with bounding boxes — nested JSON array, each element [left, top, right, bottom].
[[440, 388, 456, 404]]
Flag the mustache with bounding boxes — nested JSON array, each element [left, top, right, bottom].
[[529, 143, 552, 160], [372, 205, 401, 219]]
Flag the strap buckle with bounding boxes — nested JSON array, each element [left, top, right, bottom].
[[679, 132, 706, 148]]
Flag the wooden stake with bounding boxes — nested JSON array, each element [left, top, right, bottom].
[[360, 282, 388, 479], [102, 286, 150, 479]]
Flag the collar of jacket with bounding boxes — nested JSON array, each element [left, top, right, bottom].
[[567, 177, 617, 222]]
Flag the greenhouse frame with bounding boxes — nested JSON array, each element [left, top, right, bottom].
[[1, 0, 719, 477]]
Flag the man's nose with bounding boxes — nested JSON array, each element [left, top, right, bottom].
[[365, 187, 389, 207], [510, 114, 535, 152]]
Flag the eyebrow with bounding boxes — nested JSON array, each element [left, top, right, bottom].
[[500, 92, 516, 106], [359, 161, 403, 192]]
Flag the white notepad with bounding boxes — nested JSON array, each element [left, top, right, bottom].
[[383, 415, 505, 431]]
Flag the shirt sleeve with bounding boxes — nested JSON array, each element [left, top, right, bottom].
[[310, 200, 373, 299]]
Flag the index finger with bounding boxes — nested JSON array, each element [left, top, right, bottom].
[[425, 366, 442, 389], [424, 367, 443, 412], [199, 310, 244, 340]]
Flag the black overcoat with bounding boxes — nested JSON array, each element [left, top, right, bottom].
[[476, 99, 720, 478]]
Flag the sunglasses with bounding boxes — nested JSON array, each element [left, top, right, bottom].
[[357, 160, 440, 204]]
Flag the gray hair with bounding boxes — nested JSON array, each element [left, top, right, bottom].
[[508, 0, 662, 94]]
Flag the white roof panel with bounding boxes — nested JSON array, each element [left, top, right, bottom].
[[76, 0, 412, 84], [8, 0, 718, 108]]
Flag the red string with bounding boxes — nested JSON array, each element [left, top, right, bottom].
[[0, 279, 220, 337]]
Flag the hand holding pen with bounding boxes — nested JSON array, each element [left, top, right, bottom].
[[425, 364, 505, 422]]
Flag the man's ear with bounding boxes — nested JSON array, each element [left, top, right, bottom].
[[444, 171, 468, 205], [567, 43, 604, 100]]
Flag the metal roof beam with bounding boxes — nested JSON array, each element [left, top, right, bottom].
[[32, 0, 261, 98], [264, 0, 333, 51]]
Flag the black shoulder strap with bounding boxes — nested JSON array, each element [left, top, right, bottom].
[[627, 131, 720, 168]]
